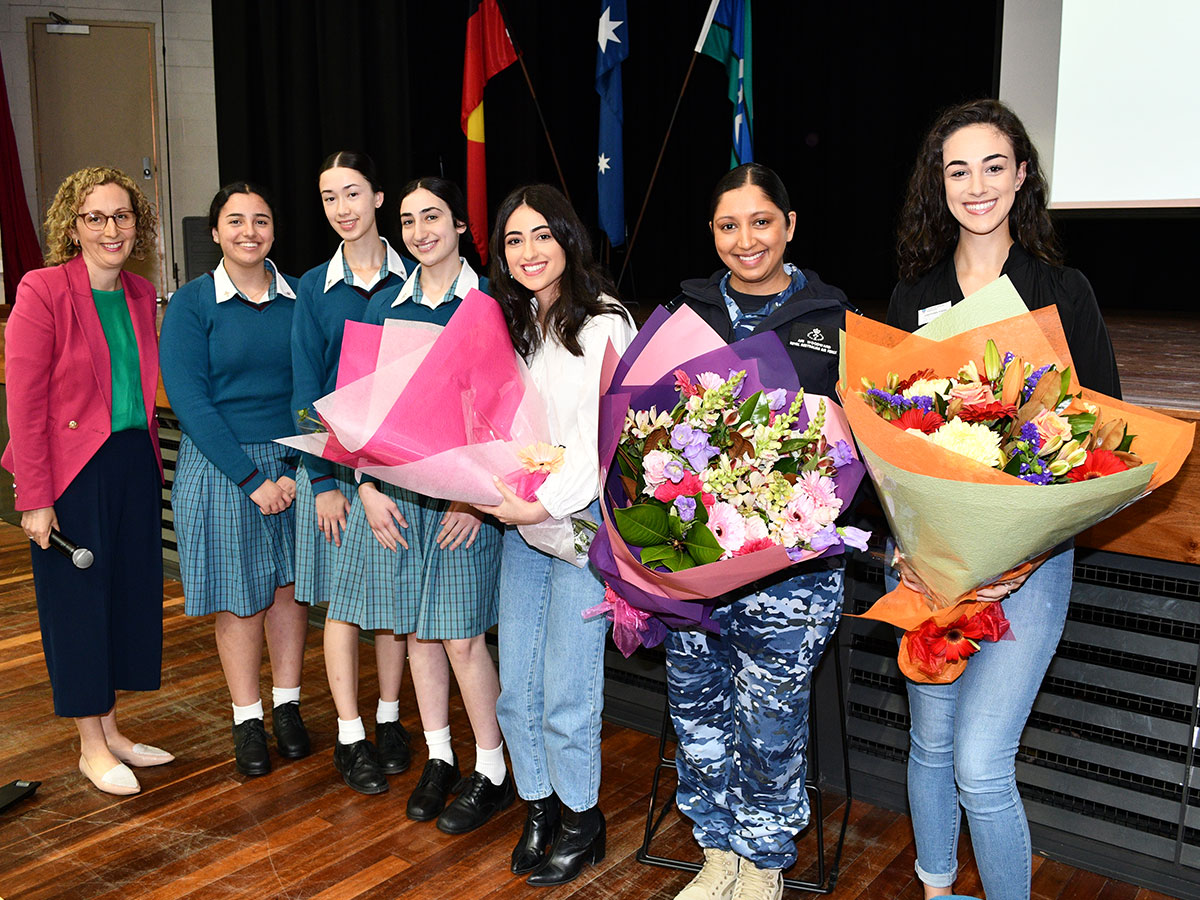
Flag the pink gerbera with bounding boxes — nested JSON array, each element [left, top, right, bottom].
[[707, 502, 746, 555], [793, 472, 842, 524]]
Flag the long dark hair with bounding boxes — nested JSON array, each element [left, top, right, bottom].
[[488, 184, 629, 358], [896, 99, 1061, 282], [208, 181, 275, 229], [398, 176, 480, 269]]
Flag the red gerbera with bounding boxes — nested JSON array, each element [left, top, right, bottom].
[[907, 602, 1011, 676], [892, 407, 945, 434], [895, 368, 936, 392], [957, 401, 1018, 422], [1066, 448, 1129, 482]]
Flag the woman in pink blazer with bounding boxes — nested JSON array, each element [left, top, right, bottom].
[[3, 166, 169, 796]]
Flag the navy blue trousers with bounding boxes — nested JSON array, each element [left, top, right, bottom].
[[30, 430, 163, 717]]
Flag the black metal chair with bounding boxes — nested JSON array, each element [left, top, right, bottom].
[[636, 638, 852, 894]]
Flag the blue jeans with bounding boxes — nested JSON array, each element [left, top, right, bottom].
[[665, 566, 844, 869], [889, 543, 1072, 900], [495, 508, 608, 813]]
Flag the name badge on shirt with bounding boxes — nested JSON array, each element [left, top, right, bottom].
[[787, 324, 838, 356], [917, 300, 952, 327]]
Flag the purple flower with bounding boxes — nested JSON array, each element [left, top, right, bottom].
[[1018, 462, 1052, 485], [786, 546, 807, 562], [674, 496, 697, 522], [671, 423, 718, 472], [841, 527, 871, 551], [766, 388, 789, 411], [1019, 420, 1041, 448], [809, 524, 842, 552], [1003, 351, 1015, 366], [909, 395, 935, 413], [1023, 364, 1053, 401], [866, 388, 911, 410], [830, 440, 856, 468], [670, 423, 699, 449], [681, 442, 719, 471], [663, 459, 686, 483]]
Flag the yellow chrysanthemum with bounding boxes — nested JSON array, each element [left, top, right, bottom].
[[926, 418, 1003, 468], [517, 442, 565, 474]]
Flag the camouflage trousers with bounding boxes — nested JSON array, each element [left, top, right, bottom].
[[665, 566, 844, 870]]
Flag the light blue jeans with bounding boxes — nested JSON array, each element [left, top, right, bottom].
[[888, 543, 1072, 900], [495, 507, 608, 813]]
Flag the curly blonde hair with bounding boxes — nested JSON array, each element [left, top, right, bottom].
[[43, 166, 158, 266]]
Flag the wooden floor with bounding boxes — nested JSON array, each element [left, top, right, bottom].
[[0, 522, 1178, 900]]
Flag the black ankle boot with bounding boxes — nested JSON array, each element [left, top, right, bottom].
[[510, 793, 561, 875], [526, 804, 604, 886]]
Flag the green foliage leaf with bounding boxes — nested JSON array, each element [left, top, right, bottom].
[[660, 548, 696, 572], [684, 523, 725, 566], [778, 437, 808, 454], [639, 544, 677, 567], [736, 390, 763, 424], [669, 513, 685, 540], [613, 503, 671, 547], [1118, 430, 1136, 452], [1068, 412, 1096, 439]]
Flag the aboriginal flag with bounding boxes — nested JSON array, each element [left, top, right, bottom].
[[462, 0, 518, 264]]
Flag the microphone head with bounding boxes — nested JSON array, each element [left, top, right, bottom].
[[71, 548, 94, 569]]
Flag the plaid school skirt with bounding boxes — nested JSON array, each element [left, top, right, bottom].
[[172, 436, 296, 617], [294, 462, 362, 607], [329, 482, 501, 639]]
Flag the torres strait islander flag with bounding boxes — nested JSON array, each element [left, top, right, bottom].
[[462, 0, 518, 264], [697, 0, 754, 167]]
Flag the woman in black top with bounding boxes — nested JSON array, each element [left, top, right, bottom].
[[886, 99, 1119, 900]]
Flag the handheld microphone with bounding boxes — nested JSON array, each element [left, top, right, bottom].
[[48, 529, 94, 569]]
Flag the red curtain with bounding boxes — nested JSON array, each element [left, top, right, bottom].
[[0, 46, 44, 302]]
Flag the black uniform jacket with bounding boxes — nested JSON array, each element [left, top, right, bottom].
[[887, 244, 1121, 398], [666, 268, 857, 400]]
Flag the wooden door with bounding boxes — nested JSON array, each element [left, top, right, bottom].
[[28, 19, 164, 291]]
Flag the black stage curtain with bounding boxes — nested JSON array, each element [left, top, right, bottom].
[[214, 2, 1200, 311]]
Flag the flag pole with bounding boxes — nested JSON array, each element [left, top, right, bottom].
[[617, 51, 699, 291], [495, 0, 571, 203]]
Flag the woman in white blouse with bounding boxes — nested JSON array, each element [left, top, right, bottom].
[[477, 184, 635, 887]]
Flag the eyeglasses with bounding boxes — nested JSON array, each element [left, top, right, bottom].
[[76, 210, 136, 231]]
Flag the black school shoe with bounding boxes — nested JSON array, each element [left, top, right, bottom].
[[271, 701, 312, 759], [406, 753, 462, 820], [375, 720, 411, 775], [232, 718, 271, 776], [333, 739, 389, 795], [437, 770, 516, 834]]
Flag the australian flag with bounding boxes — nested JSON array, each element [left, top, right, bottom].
[[596, 0, 627, 247]]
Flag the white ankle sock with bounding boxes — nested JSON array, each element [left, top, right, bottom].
[[376, 698, 400, 724], [474, 741, 507, 786], [232, 700, 263, 725], [424, 725, 453, 764], [272, 685, 300, 708], [337, 716, 366, 745]]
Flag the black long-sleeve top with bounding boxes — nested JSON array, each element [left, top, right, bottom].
[[886, 243, 1121, 398]]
